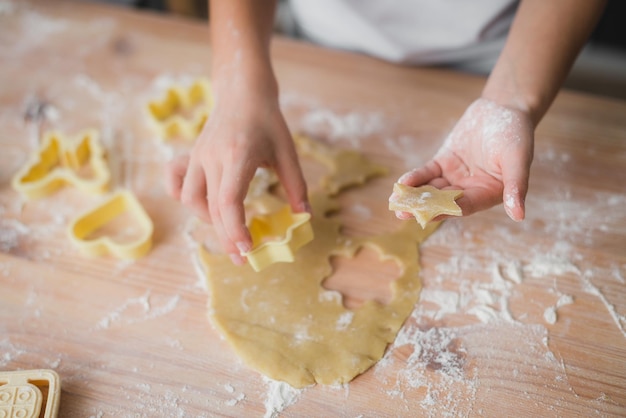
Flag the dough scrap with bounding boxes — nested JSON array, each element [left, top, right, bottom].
[[199, 135, 437, 388], [389, 183, 463, 228], [293, 134, 388, 195]]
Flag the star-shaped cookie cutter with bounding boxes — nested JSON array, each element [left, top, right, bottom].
[[242, 204, 314, 272], [389, 183, 463, 228], [147, 78, 213, 141], [11, 130, 110, 199], [68, 190, 154, 259], [0, 369, 61, 418]]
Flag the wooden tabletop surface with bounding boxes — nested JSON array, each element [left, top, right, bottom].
[[1, 1, 625, 416]]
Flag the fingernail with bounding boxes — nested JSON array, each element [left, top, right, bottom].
[[230, 253, 245, 266], [236, 241, 252, 254]]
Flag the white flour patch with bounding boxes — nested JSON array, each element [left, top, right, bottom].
[[9, 10, 68, 55], [336, 311, 354, 331], [0, 0, 15, 15], [525, 252, 580, 278], [262, 377, 304, 418], [348, 203, 372, 220], [384, 134, 431, 170], [299, 108, 385, 148], [418, 289, 459, 321], [544, 294, 575, 325]]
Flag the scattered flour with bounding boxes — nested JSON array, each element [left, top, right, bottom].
[[224, 392, 246, 407], [375, 319, 478, 417], [222, 382, 247, 407], [580, 270, 626, 338], [96, 291, 180, 330], [0, 219, 30, 253]]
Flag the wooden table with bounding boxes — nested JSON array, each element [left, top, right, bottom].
[[1, 1, 625, 416]]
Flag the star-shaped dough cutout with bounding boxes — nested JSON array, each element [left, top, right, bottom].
[[388, 183, 463, 228]]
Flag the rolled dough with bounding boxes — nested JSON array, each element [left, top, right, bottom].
[[199, 136, 438, 388]]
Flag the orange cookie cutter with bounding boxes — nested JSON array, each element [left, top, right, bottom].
[[0, 369, 61, 418], [11, 130, 110, 199], [147, 78, 213, 141], [68, 190, 154, 259], [242, 205, 314, 272]]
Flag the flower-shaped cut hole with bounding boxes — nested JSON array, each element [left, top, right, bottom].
[[323, 246, 402, 309]]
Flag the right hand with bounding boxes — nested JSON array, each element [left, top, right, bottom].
[[166, 73, 309, 266]]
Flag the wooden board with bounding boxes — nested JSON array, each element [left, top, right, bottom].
[[1, 0, 625, 416]]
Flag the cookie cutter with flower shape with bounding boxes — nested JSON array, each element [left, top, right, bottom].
[[68, 189, 154, 259], [11, 130, 110, 199], [0, 369, 61, 418], [242, 204, 314, 272], [147, 78, 213, 141]]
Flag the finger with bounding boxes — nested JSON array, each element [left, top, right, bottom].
[[218, 162, 255, 255], [275, 144, 310, 214], [395, 211, 414, 220], [501, 149, 532, 222], [428, 177, 450, 189], [165, 155, 190, 200], [206, 162, 229, 246], [206, 164, 244, 264], [397, 160, 442, 187], [180, 160, 212, 223], [453, 183, 503, 217]]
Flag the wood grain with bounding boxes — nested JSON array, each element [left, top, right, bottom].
[[1, 0, 625, 416]]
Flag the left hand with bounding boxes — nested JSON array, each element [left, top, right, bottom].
[[393, 97, 534, 222]]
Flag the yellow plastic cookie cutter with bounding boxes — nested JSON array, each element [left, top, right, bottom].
[[68, 190, 154, 259], [147, 78, 213, 141], [0, 369, 61, 418], [242, 204, 314, 272], [11, 129, 110, 199]]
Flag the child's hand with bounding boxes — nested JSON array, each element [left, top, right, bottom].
[[166, 76, 309, 266], [393, 98, 534, 222]]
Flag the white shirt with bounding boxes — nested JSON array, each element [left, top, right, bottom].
[[289, 0, 518, 69]]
